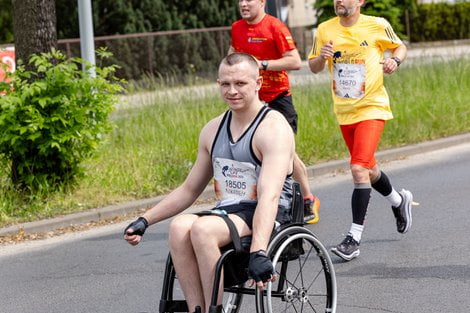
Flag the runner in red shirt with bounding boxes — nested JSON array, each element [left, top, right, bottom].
[[229, 0, 321, 224]]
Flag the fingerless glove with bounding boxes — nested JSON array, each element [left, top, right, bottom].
[[124, 217, 149, 236], [248, 250, 274, 283]]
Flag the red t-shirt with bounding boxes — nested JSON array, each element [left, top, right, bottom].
[[231, 14, 296, 102]]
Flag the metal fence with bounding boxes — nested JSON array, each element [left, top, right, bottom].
[[57, 26, 312, 83]]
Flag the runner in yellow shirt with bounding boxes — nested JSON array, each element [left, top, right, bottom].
[[308, 0, 413, 261]]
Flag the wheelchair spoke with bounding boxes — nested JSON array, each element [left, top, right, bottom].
[[277, 240, 313, 289], [295, 241, 312, 286], [306, 299, 320, 313], [258, 230, 336, 313]]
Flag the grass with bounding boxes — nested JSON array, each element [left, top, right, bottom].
[[1, 56, 469, 227]]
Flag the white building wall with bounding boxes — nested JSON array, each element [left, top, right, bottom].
[[287, 0, 317, 28]]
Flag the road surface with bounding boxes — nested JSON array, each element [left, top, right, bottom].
[[1, 142, 469, 313]]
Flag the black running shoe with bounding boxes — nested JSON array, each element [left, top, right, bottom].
[[392, 189, 413, 233], [331, 235, 360, 261]]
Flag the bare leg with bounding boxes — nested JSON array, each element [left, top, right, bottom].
[[292, 152, 313, 198], [191, 214, 252, 312], [168, 214, 205, 312]]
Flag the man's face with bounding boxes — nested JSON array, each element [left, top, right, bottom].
[[239, 0, 265, 22], [334, 0, 362, 17], [217, 62, 261, 110]]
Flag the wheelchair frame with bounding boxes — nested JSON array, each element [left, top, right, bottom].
[[159, 182, 337, 313]]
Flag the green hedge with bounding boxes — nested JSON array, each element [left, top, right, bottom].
[[409, 1, 470, 42]]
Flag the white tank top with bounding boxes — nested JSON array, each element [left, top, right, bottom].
[[211, 106, 293, 210]]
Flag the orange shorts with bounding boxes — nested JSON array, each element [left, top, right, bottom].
[[340, 119, 385, 169]]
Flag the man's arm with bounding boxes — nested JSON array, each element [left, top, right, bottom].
[[308, 40, 334, 74], [260, 48, 301, 72], [124, 117, 220, 245], [381, 43, 407, 74], [230, 46, 301, 72], [142, 120, 218, 224], [392, 43, 407, 62], [250, 111, 294, 253]]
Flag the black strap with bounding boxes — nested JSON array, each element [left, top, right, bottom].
[[196, 210, 244, 254]]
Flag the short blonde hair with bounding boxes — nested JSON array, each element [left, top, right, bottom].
[[222, 52, 258, 68]]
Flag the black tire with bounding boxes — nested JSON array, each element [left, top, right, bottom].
[[255, 226, 337, 313]]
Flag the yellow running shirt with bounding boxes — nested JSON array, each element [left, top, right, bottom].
[[308, 14, 402, 125]]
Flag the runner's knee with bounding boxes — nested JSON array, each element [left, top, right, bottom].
[[351, 164, 370, 183]]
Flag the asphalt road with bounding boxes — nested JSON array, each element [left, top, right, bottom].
[[1, 142, 469, 313]]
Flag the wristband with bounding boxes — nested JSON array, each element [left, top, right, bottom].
[[261, 60, 269, 70], [391, 56, 401, 67]]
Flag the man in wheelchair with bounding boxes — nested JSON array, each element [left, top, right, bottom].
[[124, 52, 296, 313]]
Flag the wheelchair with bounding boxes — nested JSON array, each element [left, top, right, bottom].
[[159, 182, 337, 313]]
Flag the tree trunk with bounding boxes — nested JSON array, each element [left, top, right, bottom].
[[10, 0, 57, 189], [11, 0, 57, 69]]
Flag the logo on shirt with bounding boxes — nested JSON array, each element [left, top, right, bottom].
[[360, 40, 368, 46], [248, 37, 267, 43], [332, 50, 364, 65], [333, 51, 342, 61], [221, 164, 250, 179]]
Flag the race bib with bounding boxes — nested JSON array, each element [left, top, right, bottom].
[[333, 63, 366, 99], [213, 158, 257, 204]]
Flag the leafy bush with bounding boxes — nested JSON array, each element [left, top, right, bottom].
[[0, 48, 124, 191], [313, 0, 470, 42], [409, 1, 470, 42]]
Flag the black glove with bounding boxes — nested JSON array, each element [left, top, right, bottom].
[[124, 217, 149, 236], [248, 250, 274, 283]]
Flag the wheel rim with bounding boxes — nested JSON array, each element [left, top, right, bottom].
[[259, 230, 336, 313]]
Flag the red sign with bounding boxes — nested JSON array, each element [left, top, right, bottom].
[[0, 48, 15, 95], [0, 47, 15, 82]]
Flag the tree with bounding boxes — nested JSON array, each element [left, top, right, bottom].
[[11, 0, 57, 70], [6, 0, 58, 189]]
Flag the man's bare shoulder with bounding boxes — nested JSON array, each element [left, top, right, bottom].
[[256, 109, 294, 143], [199, 111, 227, 145], [252, 109, 294, 166], [203, 112, 225, 131], [264, 109, 292, 128]]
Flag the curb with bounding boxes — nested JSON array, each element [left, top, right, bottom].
[[1, 132, 470, 237]]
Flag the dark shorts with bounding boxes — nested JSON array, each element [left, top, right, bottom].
[[267, 93, 298, 134], [212, 202, 292, 230]]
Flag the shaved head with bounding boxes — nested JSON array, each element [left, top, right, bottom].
[[219, 52, 259, 79]]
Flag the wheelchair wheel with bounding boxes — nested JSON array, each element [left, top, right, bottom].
[[255, 226, 337, 313], [159, 254, 244, 313]]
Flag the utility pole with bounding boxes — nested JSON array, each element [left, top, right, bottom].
[[77, 0, 95, 75]]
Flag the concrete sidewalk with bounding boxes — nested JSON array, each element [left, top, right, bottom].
[[1, 132, 470, 237]]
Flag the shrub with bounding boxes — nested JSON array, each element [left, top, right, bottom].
[[409, 1, 470, 42], [0, 48, 124, 191]]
